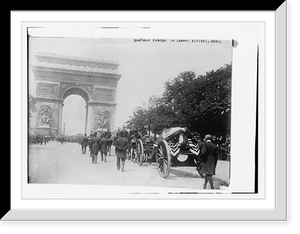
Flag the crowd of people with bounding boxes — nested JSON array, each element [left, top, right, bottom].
[[81, 129, 142, 172], [28, 134, 54, 145], [28, 134, 86, 145], [29, 128, 230, 189], [80, 132, 113, 164]]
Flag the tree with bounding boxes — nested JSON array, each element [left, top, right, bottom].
[[163, 71, 200, 128], [147, 95, 177, 136], [162, 65, 232, 136], [125, 64, 232, 138], [126, 106, 148, 134], [194, 64, 232, 135], [125, 96, 178, 137]]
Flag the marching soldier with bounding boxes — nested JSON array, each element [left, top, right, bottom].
[[113, 131, 120, 158], [99, 133, 109, 162], [114, 130, 128, 172], [107, 134, 113, 156], [88, 132, 94, 157], [81, 133, 89, 154], [90, 132, 100, 164]]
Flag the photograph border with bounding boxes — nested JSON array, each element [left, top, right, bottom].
[[22, 21, 260, 200], [3, 2, 287, 221]]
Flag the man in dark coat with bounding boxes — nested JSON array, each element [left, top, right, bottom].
[[196, 136, 205, 178], [114, 130, 128, 172], [88, 133, 94, 157], [81, 133, 89, 154], [113, 131, 120, 158], [107, 135, 113, 156], [200, 134, 218, 189], [90, 132, 100, 164], [99, 133, 108, 162]]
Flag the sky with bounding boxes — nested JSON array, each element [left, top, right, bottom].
[[29, 36, 232, 134]]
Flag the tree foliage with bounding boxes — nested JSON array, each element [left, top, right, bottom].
[[147, 96, 178, 135], [126, 106, 148, 134], [126, 64, 232, 137]]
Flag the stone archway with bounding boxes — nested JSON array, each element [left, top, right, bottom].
[[30, 52, 121, 135], [60, 86, 90, 134]]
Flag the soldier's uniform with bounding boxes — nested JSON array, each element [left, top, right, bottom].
[[90, 133, 100, 164], [115, 131, 128, 172], [107, 137, 113, 156], [99, 136, 108, 162], [81, 134, 89, 154]]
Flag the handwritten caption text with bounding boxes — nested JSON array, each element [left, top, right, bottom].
[[133, 39, 222, 44]]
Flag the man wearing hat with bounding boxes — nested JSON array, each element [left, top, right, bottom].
[[114, 130, 129, 172], [81, 133, 89, 154], [199, 134, 218, 189], [90, 132, 100, 164], [99, 132, 109, 162]]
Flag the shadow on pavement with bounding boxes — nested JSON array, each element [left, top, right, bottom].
[[169, 168, 200, 179]]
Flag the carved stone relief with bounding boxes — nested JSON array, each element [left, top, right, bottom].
[[95, 88, 115, 102], [95, 109, 111, 130], [37, 83, 58, 97], [81, 85, 94, 98], [38, 105, 52, 127]]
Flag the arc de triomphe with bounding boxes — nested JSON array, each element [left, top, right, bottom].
[[29, 52, 121, 135]]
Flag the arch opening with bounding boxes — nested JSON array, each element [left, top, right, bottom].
[[61, 87, 89, 135], [62, 87, 89, 103]]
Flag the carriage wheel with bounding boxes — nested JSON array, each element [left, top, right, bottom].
[[156, 140, 171, 178], [126, 148, 131, 160], [137, 139, 144, 166]]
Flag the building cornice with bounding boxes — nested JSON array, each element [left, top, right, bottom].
[[36, 52, 119, 66], [34, 97, 63, 103], [33, 52, 121, 77], [87, 101, 117, 107], [31, 65, 121, 79]]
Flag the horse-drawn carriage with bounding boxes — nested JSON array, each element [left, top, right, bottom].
[[135, 127, 202, 178]]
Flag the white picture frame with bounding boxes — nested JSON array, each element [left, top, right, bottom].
[[2, 2, 287, 221]]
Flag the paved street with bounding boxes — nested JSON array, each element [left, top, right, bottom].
[[28, 141, 230, 190]]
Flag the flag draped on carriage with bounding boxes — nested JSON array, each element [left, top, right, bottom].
[[137, 127, 202, 178], [154, 127, 200, 157]]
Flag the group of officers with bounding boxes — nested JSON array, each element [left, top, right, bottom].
[[80, 132, 112, 164], [80, 129, 139, 172], [79, 129, 220, 189]]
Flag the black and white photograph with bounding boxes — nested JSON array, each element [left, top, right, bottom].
[[27, 33, 232, 192], [6, 6, 290, 223]]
